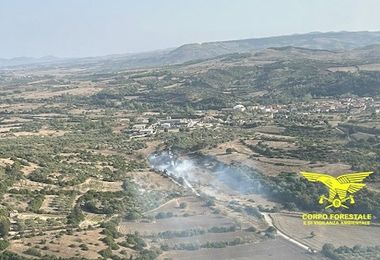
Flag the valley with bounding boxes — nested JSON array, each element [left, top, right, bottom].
[[0, 32, 380, 259]]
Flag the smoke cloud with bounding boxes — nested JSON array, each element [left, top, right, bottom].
[[148, 151, 261, 195]]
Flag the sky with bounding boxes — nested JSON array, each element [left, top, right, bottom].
[[0, 0, 380, 58]]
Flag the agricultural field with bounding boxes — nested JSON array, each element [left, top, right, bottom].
[[271, 213, 380, 250], [160, 237, 321, 260]]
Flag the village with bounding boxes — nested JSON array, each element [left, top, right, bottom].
[[125, 96, 379, 138]]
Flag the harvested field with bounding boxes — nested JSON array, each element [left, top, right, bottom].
[[0, 103, 42, 112], [261, 140, 297, 150], [204, 140, 252, 156], [254, 125, 286, 134], [15, 213, 65, 220], [358, 63, 380, 71], [305, 163, 352, 176], [120, 215, 235, 235], [12, 129, 66, 137], [127, 170, 179, 191], [11, 85, 102, 100], [162, 230, 258, 246], [12, 179, 58, 191], [80, 212, 110, 228], [159, 237, 321, 260], [0, 157, 14, 167], [147, 197, 209, 216], [328, 66, 358, 72], [68, 178, 123, 193], [271, 213, 380, 250], [9, 229, 107, 259], [206, 140, 353, 176]]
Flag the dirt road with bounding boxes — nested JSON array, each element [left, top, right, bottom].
[[262, 212, 312, 251]]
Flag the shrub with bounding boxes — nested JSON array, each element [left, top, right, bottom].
[[99, 247, 112, 258], [23, 248, 42, 257], [322, 243, 343, 260], [0, 217, 10, 238], [79, 244, 89, 251], [0, 240, 10, 250], [67, 206, 84, 226], [245, 226, 257, 232]]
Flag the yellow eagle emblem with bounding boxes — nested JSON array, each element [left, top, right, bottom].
[[301, 171, 373, 209]]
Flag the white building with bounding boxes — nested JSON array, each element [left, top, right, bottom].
[[233, 104, 246, 112]]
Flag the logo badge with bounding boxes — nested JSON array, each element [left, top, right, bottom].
[[301, 171, 373, 209]]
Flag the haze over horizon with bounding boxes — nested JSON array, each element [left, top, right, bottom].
[[1, 0, 380, 59]]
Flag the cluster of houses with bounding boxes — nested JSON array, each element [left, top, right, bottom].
[[222, 97, 376, 116], [124, 97, 379, 138], [126, 116, 215, 138], [308, 97, 372, 113]]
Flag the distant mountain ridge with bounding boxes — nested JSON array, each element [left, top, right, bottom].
[[0, 56, 60, 68], [164, 31, 380, 64], [2, 31, 380, 69]]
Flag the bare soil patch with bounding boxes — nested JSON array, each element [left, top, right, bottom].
[[272, 213, 380, 250]]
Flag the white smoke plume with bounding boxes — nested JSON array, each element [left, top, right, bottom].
[[149, 151, 200, 195], [148, 151, 261, 195]]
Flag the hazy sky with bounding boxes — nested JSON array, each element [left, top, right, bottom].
[[1, 0, 380, 58]]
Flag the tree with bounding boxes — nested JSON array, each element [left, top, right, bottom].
[[67, 206, 84, 226], [0, 216, 10, 238], [264, 226, 277, 238], [148, 117, 157, 124], [322, 243, 342, 260], [226, 148, 234, 154], [99, 247, 112, 258], [125, 210, 140, 221], [0, 240, 9, 250], [205, 198, 215, 207]]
